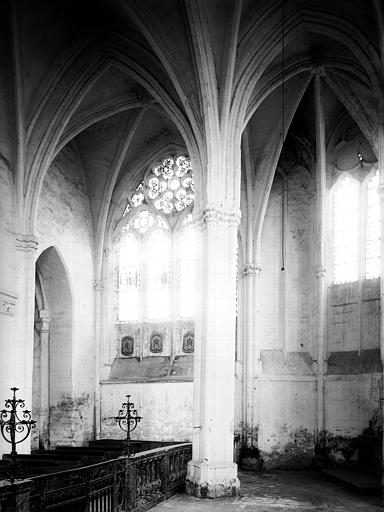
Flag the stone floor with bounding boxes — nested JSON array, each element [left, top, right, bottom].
[[154, 471, 383, 511]]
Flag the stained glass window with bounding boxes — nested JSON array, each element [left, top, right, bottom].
[[147, 230, 171, 320], [116, 154, 196, 328], [124, 155, 194, 215], [366, 170, 381, 279], [117, 234, 140, 321], [332, 175, 359, 284], [178, 226, 196, 318], [331, 169, 381, 284]]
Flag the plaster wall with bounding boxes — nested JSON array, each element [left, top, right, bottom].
[[323, 135, 382, 444], [100, 381, 193, 441], [253, 153, 382, 468], [324, 374, 382, 437], [255, 167, 317, 467], [257, 379, 316, 468], [35, 144, 95, 446], [0, 161, 18, 455]]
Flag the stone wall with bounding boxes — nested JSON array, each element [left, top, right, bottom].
[[0, 160, 19, 456], [250, 148, 382, 469], [253, 167, 317, 468], [100, 381, 193, 441], [34, 143, 95, 447]]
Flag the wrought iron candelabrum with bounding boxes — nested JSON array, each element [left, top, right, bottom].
[[0, 387, 36, 482], [114, 395, 142, 457]]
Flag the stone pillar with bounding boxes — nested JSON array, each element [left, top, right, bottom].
[[13, 234, 38, 454], [241, 263, 261, 448], [186, 207, 240, 498], [94, 278, 104, 439], [378, 121, 384, 492], [0, 292, 18, 457], [35, 309, 50, 449], [314, 74, 327, 441]]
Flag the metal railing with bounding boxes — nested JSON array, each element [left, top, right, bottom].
[[25, 442, 191, 512]]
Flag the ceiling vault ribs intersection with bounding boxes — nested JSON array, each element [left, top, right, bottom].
[[4, 0, 382, 257]]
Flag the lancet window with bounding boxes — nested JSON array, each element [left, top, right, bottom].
[[330, 169, 381, 284], [115, 155, 196, 350]]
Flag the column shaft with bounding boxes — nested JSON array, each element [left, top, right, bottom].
[[314, 75, 327, 440], [242, 263, 261, 448], [186, 208, 240, 498], [377, 121, 384, 490], [35, 310, 50, 449]]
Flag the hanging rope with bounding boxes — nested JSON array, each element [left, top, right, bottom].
[[281, 0, 286, 272]]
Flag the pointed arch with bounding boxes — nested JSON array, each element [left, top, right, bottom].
[[231, 5, 381, 146], [34, 245, 74, 446], [23, 30, 200, 233]]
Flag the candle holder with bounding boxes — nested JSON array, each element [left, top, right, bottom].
[[0, 387, 36, 482], [114, 395, 142, 457]]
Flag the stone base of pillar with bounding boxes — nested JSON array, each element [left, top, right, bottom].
[[185, 460, 239, 498]]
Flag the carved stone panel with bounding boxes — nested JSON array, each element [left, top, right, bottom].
[[182, 331, 194, 353], [150, 332, 163, 353], [121, 336, 134, 356]]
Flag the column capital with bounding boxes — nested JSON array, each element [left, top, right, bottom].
[[197, 206, 241, 228], [15, 234, 38, 252], [241, 263, 261, 278]]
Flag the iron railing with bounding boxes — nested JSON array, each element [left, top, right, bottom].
[[24, 442, 191, 512]]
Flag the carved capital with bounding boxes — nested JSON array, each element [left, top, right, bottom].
[[15, 234, 38, 251], [94, 279, 104, 292], [241, 263, 262, 278], [0, 291, 17, 317], [199, 207, 241, 227]]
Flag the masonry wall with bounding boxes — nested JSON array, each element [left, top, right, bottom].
[[256, 167, 317, 468], [322, 130, 382, 461], [100, 381, 193, 441], [325, 278, 382, 445], [35, 143, 95, 447], [0, 159, 18, 455], [254, 145, 382, 469]]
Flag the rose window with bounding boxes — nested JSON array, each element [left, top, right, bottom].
[[124, 155, 194, 216]]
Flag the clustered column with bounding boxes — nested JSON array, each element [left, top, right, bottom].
[[7, 234, 38, 454], [35, 309, 50, 449], [241, 262, 262, 448], [186, 206, 240, 498], [377, 120, 384, 489], [314, 74, 327, 441]]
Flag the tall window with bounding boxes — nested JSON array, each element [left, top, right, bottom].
[[366, 172, 381, 279], [331, 169, 381, 284], [115, 155, 196, 325], [178, 218, 196, 318]]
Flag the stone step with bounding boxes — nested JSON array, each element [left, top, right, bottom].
[[320, 468, 382, 494]]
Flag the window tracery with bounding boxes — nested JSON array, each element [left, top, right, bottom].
[[123, 155, 194, 217], [331, 169, 380, 284], [115, 154, 196, 358]]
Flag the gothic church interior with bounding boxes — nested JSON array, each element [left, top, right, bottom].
[[0, 0, 383, 499]]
